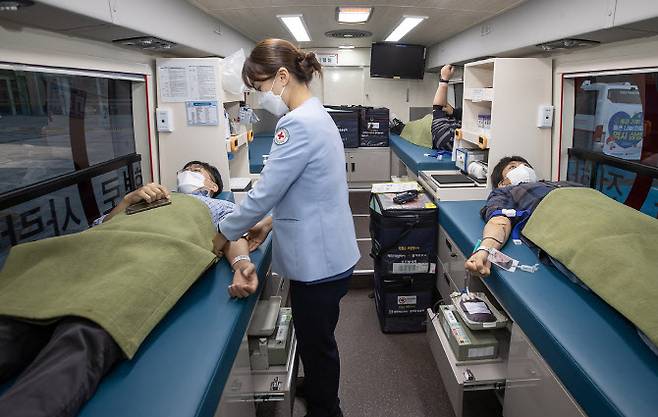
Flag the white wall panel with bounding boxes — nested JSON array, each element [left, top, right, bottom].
[[323, 67, 365, 106], [38, 0, 254, 57], [364, 76, 411, 122]]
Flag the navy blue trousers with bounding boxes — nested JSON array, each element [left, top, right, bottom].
[[290, 276, 350, 417]]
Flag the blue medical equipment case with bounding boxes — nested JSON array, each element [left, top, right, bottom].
[[369, 191, 438, 332]]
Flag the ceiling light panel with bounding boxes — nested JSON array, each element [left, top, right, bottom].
[[385, 16, 427, 43], [336, 7, 372, 24], [277, 14, 311, 42]]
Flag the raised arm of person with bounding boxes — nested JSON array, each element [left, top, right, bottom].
[[432, 64, 454, 107]]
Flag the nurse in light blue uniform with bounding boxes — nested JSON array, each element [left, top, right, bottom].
[[214, 39, 359, 417]]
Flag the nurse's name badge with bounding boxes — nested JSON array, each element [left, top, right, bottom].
[[274, 128, 289, 145]]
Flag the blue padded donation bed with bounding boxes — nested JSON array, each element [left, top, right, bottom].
[[389, 133, 455, 175], [439, 200, 658, 417], [249, 133, 273, 174], [75, 192, 272, 417], [248, 133, 457, 176]]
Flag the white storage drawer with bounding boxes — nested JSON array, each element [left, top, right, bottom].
[[438, 226, 468, 290], [504, 324, 586, 417], [426, 310, 507, 417], [437, 259, 457, 302]]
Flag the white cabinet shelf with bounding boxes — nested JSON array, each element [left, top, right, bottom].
[[464, 87, 494, 102], [456, 58, 552, 187], [457, 127, 490, 149]]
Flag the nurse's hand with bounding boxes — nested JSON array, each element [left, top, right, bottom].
[[228, 261, 258, 298], [212, 232, 228, 257], [246, 219, 272, 252], [465, 250, 491, 278]]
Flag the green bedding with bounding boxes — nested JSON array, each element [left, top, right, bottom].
[[0, 193, 217, 358], [522, 188, 658, 346], [400, 113, 433, 148]]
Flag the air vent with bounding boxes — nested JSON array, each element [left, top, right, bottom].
[[0, 0, 34, 12], [537, 38, 600, 51], [325, 29, 372, 39], [113, 36, 177, 51]]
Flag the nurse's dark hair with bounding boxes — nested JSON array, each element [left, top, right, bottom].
[[491, 156, 532, 188], [242, 38, 322, 88], [183, 161, 223, 196]]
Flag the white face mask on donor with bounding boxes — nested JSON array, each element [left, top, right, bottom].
[[259, 78, 289, 117], [177, 171, 207, 194], [506, 164, 538, 186]]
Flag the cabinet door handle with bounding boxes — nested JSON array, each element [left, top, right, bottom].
[[346, 162, 349, 173], [351, 162, 356, 172], [443, 272, 450, 285], [445, 239, 458, 257]]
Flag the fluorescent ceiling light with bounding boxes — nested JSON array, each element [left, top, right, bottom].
[[385, 16, 427, 42], [338, 45, 355, 49], [337, 7, 372, 24], [278, 14, 311, 42]]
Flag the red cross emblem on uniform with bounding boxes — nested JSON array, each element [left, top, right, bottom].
[[274, 128, 289, 145]]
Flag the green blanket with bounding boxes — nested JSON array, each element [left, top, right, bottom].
[[400, 113, 433, 148], [522, 188, 658, 346], [0, 193, 217, 358]]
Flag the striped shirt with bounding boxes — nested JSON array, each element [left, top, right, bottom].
[[480, 181, 584, 222], [431, 105, 461, 151]]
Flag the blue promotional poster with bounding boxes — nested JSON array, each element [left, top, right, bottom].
[[603, 111, 644, 160]]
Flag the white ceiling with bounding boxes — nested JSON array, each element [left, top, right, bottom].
[[190, 0, 527, 48]]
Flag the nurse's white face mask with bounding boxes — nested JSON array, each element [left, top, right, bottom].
[[177, 171, 207, 194], [506, 164, 538, 186], [259, 77, 289, 117]]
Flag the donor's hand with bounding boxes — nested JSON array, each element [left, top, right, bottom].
[[124, 183, 170, 205], [465, 250, 491, 278], [228, 261, 258, 298]]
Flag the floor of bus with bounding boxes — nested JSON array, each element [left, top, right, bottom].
[[257, 285, 502, 417]]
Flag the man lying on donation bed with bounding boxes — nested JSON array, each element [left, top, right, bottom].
[[465, 155, 583, 278], [464, 155, 658, 357], [0, 160, 271, 417]]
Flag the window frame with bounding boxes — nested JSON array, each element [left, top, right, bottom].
[[0, 63, 150, 251], [558, 66, 658, 180]]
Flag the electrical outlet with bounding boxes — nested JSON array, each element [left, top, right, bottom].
[[537, 105, 554, 128], [156, 108, 173, 132]]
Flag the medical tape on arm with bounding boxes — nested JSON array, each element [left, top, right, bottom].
[[487, 209, 531, 245]]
